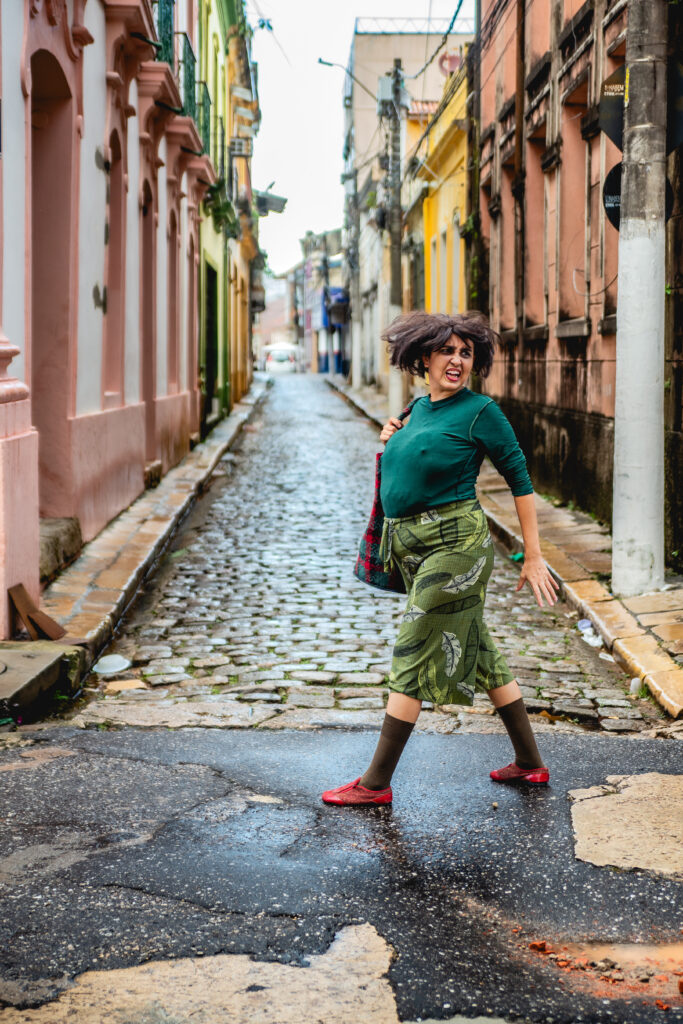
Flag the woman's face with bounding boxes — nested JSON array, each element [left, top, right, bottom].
[[423, 333, 474, 401]]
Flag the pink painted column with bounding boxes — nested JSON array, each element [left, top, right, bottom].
[[0, 7, 40, 638], [0, 339, 40, 638]]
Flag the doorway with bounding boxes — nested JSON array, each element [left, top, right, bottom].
[[141, 180, 156, 460], [30, 49, 73, 515], [202, 262, 218, 432]]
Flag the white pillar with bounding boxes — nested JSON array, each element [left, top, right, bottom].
[[318, 327, 328, 373], [612, 227, 665, 596], [387, 302, 407, 414], [351, 317, 362, 390], [611, 0, 667, 597]]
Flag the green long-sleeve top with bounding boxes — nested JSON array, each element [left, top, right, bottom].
[[380, 388, 533, 519]]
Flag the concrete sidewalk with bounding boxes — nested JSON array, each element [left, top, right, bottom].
[[0, 377, 271, 717], [327, 376, 683, 719]]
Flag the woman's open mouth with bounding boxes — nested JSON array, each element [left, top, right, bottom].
[[445, 369, 462, 383]]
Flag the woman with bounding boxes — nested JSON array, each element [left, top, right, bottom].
[[322, 311, 558, 807]]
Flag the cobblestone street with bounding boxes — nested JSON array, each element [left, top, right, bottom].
[[72, 374, 659, 735], [2, 376, 682, 1024]]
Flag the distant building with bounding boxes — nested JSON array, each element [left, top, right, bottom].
[[300, 230, 346, 375], [342, 17, 473, 394], [252, 276, 289, 367]]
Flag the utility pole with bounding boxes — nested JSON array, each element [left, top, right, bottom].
[[346, 170, 363, 391], [512, 0, 526, 340], [388, 57, 408, 414], [611, 0, 668, 596]]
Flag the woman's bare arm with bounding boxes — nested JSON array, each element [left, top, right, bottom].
[[513, 493, 559, 607]]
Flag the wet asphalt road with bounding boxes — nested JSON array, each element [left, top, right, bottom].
[[1, 727, 681, 1022], [0, 376, 680, 1022]]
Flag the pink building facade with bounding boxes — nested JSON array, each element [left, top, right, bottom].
[[475, 0, 683, 567], [0, 0, 216, 637]]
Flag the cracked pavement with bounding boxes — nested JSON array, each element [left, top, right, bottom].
[[1, 376, 681, 1023]]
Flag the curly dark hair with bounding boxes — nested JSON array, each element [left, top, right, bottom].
[[381, 310, 499, 379]]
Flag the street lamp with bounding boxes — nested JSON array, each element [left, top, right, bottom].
[[317, 58, 377, 102]]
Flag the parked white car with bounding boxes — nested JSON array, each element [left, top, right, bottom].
[[264, 344, 299, 373]]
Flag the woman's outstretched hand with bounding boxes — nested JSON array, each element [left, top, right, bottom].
[[515, 554, 559, 607], [380, 417, 403, 444]]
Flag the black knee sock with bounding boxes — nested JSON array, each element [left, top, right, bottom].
[[496, 697, 545, 769], [359, 712, 415, 790]]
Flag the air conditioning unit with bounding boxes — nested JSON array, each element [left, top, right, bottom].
[[229, 137, 252, 157]]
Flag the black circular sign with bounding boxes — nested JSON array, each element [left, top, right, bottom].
[[603, 161, 674, 231], [603, 163, 623, 231]]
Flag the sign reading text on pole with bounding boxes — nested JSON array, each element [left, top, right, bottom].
[[599, 61, 683, 154], [599, 66, 626, 151], [603, 163, 623, 230], [602, 161, 674, 231]]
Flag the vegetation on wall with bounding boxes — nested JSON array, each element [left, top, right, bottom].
[[203, 179, 239, 237]]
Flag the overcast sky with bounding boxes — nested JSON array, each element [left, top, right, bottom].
[[247, 1, 475, 274]]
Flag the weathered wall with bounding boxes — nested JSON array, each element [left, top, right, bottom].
[[497, 395, 614, 523], [476, 0, 683, 567]]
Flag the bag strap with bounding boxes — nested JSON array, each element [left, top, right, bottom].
[[398, 397, 419, 422]]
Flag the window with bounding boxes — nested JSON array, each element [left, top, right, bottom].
[[167, 210, 179, 391], [103, 130, 125, 403], [452, 216, 461, 312], [558, 81, 588, 322], [430, 237, 437, 311]]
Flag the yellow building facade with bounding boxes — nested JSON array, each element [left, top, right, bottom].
[[198, 0, 259, 432], [419, 68, 469, 315], [225, 21, 260, 406]]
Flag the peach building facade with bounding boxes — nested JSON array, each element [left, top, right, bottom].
[[477, 0, 627, 525], [476, 0, 683, 566], [0, 0, 226, 636]]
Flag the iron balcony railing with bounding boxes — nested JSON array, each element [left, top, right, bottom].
[[198, 82, 211, 154], [214, 115, 225, 178], [174, 31, 197, 121], [153, 0, 174, 67], [152, 2, 222, 166]]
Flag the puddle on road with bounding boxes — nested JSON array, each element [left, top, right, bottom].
[[564, 940, 683, 973], [525, 937, 683, 1009]]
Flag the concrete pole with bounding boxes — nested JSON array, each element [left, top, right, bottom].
[[350, 175, 363, 390], [611, 0, 668, 596], [388, 58, 408, 414]]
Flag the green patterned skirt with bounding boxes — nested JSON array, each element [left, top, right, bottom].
[[380, 498, 514, 706]]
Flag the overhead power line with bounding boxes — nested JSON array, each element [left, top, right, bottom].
[[406, 0, 468, 80]]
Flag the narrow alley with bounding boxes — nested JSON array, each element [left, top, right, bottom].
[[0, 377, 681, 1024], [69, 375, 659, 735]]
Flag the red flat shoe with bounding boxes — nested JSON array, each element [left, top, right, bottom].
[[321, 778, 393, 806], [490, 762, 549, 785]]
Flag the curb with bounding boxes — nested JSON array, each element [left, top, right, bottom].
[[5, 377, 272, 717], [327, 376, 683, 719]]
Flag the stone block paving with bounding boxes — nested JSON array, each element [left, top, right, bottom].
[[71, 375, 672, 738], [328, 376, 683, 720], [39, 382, 269, 655]]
